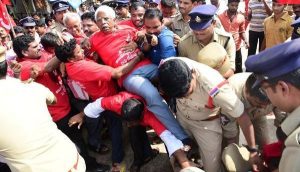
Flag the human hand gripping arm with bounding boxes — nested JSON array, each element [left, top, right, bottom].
[[237, 111, 263, 171], [68, 98, 105, 129], [68, 112, 85, 129], [44, 56, 62, 73], [159, 130, 192, 168], [84, 97, 105, 118]]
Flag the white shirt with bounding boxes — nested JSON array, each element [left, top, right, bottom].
[[0, 78, 85, 172]]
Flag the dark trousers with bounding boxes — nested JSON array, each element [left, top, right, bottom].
[[56, 110, 88, 158], [235, 49, 243, 73], [0, 163, 10, 172], [248, 30, 265, 57], [128, 125, 153, 165], [85, 110, 124, 163], [85, 115, 104, 148]]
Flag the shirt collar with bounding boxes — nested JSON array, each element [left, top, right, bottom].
[[271, 11, 290, 21], [281, 106, 300, 136], [177, 14, 184, 21]]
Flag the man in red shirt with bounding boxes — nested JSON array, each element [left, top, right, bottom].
[[218, 0, 249, 73], [12, 35, 110, 172], [118, 1, 146, 31], [91, 5, 189, 143], [13, 35, 70, 124], [55, 38, 142, 171], [70, 91, 200, 172], [40, 32, 61, 61]]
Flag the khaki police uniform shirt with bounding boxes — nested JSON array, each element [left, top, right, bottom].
[[228, 73, 274, 120], [222, 73, 274, 140], [170, 14, 191, 38], [50, 21, 67, 35], [116, 13, 131, 22], [168, 57, 244, 121], [279, 106, 300, 172], [178, 28, 236, 70]]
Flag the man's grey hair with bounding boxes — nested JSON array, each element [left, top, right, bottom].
[[94, 5, 116, 21], [63, 12, 81, 26]]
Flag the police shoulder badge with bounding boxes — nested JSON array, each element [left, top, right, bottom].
[[195, 16, 201, 23], [297, 27, 300, 35]]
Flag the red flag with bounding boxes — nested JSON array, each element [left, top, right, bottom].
[[278, 0, 300, 4], [1, 0, 11, 5], [0, 0, 15, 30]]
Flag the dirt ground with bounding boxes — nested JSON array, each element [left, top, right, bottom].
[[89, 115, 278, 172], [90, 126, 173, 172]]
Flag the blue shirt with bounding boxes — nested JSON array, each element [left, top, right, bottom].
[[149, 27, 176, 65]]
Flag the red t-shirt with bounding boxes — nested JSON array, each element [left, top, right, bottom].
[[40, 49, 55, 61], [65, 59, 117, 100], [101, 91, 166, 135], [73, 34, 86, 45], [118, 20, 145, 31], [18, 57, 71, 122], [89, 25, 151, 86]]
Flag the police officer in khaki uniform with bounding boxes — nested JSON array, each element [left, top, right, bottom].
[[158, 57, 259, 172], [51, 1, 69, 34], [246, 38, 300, 172], [115, 0, 131, 22], [169, 0, 198, 37], [19, 17, 40, 43], [222, 72, 287, 148], [196, 43, 286, 148], [178, 5, 235, 78]]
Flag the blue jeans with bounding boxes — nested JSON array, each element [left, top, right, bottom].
[[123, 64, 188, 140]]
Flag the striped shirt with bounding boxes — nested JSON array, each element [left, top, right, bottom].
[[249, 0, 272, 32]]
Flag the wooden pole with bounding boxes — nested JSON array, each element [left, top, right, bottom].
[[4, 5, 16, 38]]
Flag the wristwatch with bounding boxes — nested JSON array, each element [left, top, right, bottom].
[[244, 145, 258, 153]]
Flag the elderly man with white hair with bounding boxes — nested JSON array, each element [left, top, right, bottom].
[[87, 5, 202, 171], [63, 12, 86, 44], [90, 4, 190, 146]]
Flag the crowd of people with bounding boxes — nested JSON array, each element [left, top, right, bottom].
[[0, 0, 300, 172]]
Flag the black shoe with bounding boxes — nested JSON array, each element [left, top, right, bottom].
[[85, 156, 111, 172]]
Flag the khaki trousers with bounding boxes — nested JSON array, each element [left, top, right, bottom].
[[177, 114, 222, 172]]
